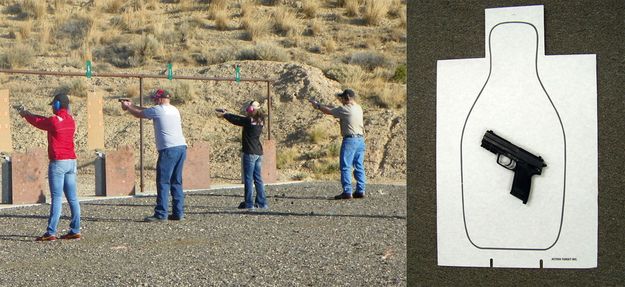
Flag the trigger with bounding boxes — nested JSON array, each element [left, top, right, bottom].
[[497, 154, 516, 169]]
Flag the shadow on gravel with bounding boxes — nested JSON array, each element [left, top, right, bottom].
[[82, 216, 146, 223], [82, 202, 153, 207], [0, 234, 35, 242], [187, 193, 330, 201], [187, 210, 406, 220], [0, 214, 49, 220]]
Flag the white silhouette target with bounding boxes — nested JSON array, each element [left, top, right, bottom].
[[436, 5, 597, 268]]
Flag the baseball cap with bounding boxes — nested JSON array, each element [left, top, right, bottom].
[[336, 89, 355, 99], [150, 89, 171, 99], [49, 92, 70, 109]]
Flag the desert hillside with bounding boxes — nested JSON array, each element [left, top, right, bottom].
[[0, 0, 406, 186]]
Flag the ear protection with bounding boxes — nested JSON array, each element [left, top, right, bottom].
[[53, 100, 61, 112], [246, 100, 258, 114]]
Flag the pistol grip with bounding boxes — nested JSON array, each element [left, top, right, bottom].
[[510, 162, 535, 204]]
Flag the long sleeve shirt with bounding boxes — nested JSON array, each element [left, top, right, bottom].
[[223, 113, 263, 155], [24, 108, 77, 160]]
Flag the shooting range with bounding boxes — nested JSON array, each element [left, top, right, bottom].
[[0, 67, 277, 203]]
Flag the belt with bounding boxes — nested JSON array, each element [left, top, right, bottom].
[[343, 134, 364, 138]]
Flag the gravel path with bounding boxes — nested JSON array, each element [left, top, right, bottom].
[[0, 182, 406, 286]]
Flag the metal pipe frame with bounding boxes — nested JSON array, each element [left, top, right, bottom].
[[0, 68, 275, 193]]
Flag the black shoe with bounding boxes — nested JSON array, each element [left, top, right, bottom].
[[144, 216, 167, 222], [353, 192, 365, 199], [238, 202, 254, 209], [167, 215, 184, 221], [334, 193, 353, 200]]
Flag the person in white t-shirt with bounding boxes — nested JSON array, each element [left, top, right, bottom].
[[121, 89, 188, 222]]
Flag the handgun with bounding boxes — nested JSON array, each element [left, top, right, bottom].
[[117, 98, 131, 102], [308, 98, 321, 108], [480, 130, 547, 204], [12, 104, 25, 113]]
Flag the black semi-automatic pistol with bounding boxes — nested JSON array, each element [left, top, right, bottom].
[[481, 130, 547, 204]]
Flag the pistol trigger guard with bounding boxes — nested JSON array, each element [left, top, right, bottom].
[[496, 154, 516, 170]]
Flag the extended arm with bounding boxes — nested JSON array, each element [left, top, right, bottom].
[[20, 111, 54, 131], [222, 113, 249, 127], [308, 99, 333, 115], [121, 101, 147, 119]]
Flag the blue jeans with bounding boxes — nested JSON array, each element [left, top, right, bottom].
[[242, 153, 267, 208], [340, 137, 366, 195], [154, 145, 187, 219], [47, 159, 80, 235]]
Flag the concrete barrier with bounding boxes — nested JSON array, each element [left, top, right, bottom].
[[10, 148, 47, 204], [182, 141, 211, 190], [262, 139, 277, 183], [102, 146, 136, 196]]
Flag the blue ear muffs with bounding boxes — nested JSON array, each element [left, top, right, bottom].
[[53, 100, 61, 112]]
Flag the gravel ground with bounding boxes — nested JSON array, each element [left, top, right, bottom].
[[0, 182, 406, 286]]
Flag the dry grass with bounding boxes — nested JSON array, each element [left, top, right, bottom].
[[324, 63, 365, 85], [17, 19, 33, 40], [121, 9, 147, 32], [0, 44, 34, 68], [100, 26, 123, 45], [179, 0, 194, 12], [388, 0, 403, 18], [100, 0, 125, 13], [213, 9, 229, 30], [55, 13, 95, 48], [124, 84, 140, 99], [135, 33, 162, 63], [345, 0, 360, 17], [272, 7, 301, 37], [22, 0, 46, 19], [353, 77, 405, 109], [308, 126, 329, 144], [398, 7, 406, 28], [38, 21, 51, 50], [145, 0, 159, 10], [241, 14, 270, 41], [373, 82, 406, 109], [349, 50, 393, 70], [240, 0, 255, 17], [166, 81, 196, 105], [302, 0, 320, 18], [210, 0, 228, 11], [327, 142, 341, 157], [311, 159, 340, 175], [322, 38, 337, 53], [54, 0, 67, 12], [363, 0, 388, 26], [178, 21, 196, 44], [192, 47, 236, 65], [238, 42, 290, 62], [64, 78, 90, 98], [277, 148, 299, 169], [309, 19, 323, 36]]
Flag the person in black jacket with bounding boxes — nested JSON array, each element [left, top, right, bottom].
[[216, 100, 268, 209]]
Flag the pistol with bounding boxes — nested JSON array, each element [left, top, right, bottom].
[[118, 98, 131, 103], [481, 130, 546, 204], [12, 104, 25, 113]]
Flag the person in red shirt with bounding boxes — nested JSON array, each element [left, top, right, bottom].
[[19, 91, 81, 241]]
